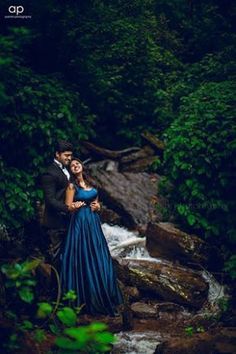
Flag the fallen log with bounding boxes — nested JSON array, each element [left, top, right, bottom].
[[141, 131, 165, 150], [82, 141, 140, 159]]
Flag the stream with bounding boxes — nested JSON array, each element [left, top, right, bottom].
[[101, 223, 225, 354]]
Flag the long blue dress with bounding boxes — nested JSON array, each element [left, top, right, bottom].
[[61, 185, 123, 316]]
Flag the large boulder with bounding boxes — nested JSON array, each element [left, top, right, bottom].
[[88, 161, 164, 229], [130, 301, 191, 325], [146, 222, 217, 267], [115, 258, 208, 309]]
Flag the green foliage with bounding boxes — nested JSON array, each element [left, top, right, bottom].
[[57, 307, 77, 327], [184, 325, 204, 337], [62, 290, 77, 302], [33, 329, 46, 343], [1, 260, 117, 353], [0, 28, 96, 229], [224, 255, 236, 280], [37, 302, 53, 318], [0, 158, 42, 229], [0, 1, 235, 265], [162, 81, 236, 246], [184, 326, 194, 336], [47, 0, 182, 146], [155, 1, 236, 61], [150, 157, 162, 172], [1, 259, 40, 303], [217, 296, 231, 313], [49, 291, 116, 353], [55, 322, 116, 353]]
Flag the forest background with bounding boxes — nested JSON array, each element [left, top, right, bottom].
[[0, 0, 235, 278]]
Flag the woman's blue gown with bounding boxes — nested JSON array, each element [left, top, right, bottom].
[[61, 186, 123, 316]]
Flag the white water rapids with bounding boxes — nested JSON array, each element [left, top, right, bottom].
[[102, 223, 225, 354], [102, 223, 225, 303], [102, 223, 156, 260]]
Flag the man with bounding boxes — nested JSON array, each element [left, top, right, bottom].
[[41, 140, 75, 268]]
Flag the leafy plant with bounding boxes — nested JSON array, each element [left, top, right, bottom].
[[184, 326, 194, 336], [162, 80, 236, 269], [55, 322, 116, 353], [1, 259, 41, 303], [0, 28, 96, 229], [1, 260, 116, 353], [184, 325, 204, 337], [224, 255, 236, 280], [217, 296, 230, 313]]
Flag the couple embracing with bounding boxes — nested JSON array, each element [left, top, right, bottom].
[[41, 140, 122, 317]]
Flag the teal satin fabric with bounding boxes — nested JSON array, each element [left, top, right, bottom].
[[61, 186, 123, 315]]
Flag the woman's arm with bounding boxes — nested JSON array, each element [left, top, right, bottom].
[[66, 184, 85, 211], [65, 183, 76, 211]]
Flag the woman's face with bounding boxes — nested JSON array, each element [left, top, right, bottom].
[[70, 160, 83, 175]]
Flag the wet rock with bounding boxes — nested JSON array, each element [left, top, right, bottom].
[[87, 164, 163, 228], [157, 327, 236, 354], [146, 222, 217, 267], [131, 302, 158, 318], [156, 302, 192, 326], [100, 205, 122, 225], [88, 159, 119, 173], [125, 286, 141, 301], [130, 301, 191, 328], [155, 302, 185, 313], [115, 258, 208, 309]]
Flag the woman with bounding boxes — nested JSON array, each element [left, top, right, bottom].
[[61, 158, 123, 316]]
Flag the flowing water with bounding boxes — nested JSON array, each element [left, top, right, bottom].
[[111, 331, 163, 354], [102, 223, 225, 354], [102, 222, 225, 302]]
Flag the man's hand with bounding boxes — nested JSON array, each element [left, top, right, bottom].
[[90, 200, 101, 212], [68, 201, 85, 212]]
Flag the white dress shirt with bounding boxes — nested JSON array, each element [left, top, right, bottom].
[[54, 159, 70, 180]]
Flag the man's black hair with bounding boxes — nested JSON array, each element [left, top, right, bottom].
[[54, 140, 74, 154]]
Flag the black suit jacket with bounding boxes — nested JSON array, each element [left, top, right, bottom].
[[41, 162, 70, 229]]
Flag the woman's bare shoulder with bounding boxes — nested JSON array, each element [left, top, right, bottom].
[[67, 183, 75, 190]]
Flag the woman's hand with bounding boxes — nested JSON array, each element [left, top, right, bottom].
[[90, 200, 101, 212], [68, 201, 85, 212], [74, 201, 86, 209]]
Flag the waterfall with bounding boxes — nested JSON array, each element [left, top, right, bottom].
[[102, 223, 225, 354], [102, 223, 151, 259]]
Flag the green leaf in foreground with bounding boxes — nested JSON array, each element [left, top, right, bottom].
[[18, 287, 34, 303], [57, 307, 77, 327]]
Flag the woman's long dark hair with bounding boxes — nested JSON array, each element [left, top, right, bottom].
[[69, 157, 96, 188]]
